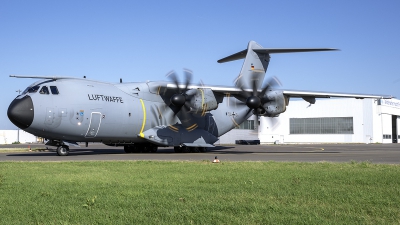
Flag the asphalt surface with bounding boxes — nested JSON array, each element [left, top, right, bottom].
[[0, 143, 399, 164]]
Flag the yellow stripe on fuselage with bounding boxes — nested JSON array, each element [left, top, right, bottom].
[[139, 99, 146, 138]]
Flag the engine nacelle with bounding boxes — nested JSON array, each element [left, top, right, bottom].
[[186, 88, 218, 114], [261, 90, 288, 116]]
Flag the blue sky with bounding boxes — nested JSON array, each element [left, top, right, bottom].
[[1, 0, 400, 129]]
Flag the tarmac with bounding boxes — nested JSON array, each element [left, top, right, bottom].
[[0, 143, 399, 164]]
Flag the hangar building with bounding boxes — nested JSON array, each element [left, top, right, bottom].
[[259, 98, 400, 144], [219, 98, 400, 144]]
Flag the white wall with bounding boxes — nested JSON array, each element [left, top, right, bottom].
[[259, 98, 398, 144], [217, 129, 258, 144]]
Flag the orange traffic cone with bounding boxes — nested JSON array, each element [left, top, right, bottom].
[[212, 156, 220, 163]]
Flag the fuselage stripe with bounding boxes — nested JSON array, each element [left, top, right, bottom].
[[139, 99, 146, 138]]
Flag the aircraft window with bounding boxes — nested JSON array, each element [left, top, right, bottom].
[[22, 85, 40, 94], [50, 86, 59, 95], [39, 86, 50, 95]]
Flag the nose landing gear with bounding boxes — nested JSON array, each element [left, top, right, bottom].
[[56, 145, 70, 156]]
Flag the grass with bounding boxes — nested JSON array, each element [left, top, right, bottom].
[[0, 161, 399, 224]]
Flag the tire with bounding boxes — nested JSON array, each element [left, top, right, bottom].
[[174, 146, 182, 153], [131, 145, 140, 153], [182, 146, 190, 153], [134, 144, 144, 153], [56, 146, 69, 156], [142, 145, 150, 153], [199, 147, 207, 152], [149, 145, 158, 153], [124, 146, 132, 153], [192, 147, 200, 153]]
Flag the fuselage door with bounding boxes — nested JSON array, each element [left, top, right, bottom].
[[85, 112, 102, 138]]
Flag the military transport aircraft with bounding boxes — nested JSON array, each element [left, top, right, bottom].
[[7, 41, 392, 156]]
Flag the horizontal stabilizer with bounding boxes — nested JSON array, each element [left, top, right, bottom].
[[218, 48, 338, 63]]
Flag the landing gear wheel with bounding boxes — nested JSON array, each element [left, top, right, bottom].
[[134, 144, 144, 153], [131, 145, 140, 153], [199, 147, 207, 152], [182, 146, 190, 153], [174, 146, 182, 153], [149, 145, 158, 153], [192, 147, 200, 153], [142, 145, 150, 153], [56, 145, 69, 156], [124, 146, 132, 153]]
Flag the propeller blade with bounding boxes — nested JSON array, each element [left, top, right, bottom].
[[184, 101, 192, 112], [180, 104, 192, 124], [260, 76, 280, 97], [252, 79, 258, 97], [183, 68, 192, 92], [239, 85, 251, 99], [260, 84, 270, 100], [166, 70, 181, 93]]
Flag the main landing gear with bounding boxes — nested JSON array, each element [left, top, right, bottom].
[[56, 145, 70, 156], [123, 144, 158, 153]]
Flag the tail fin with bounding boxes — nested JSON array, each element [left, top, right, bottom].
[[217, 40, 337, 90]]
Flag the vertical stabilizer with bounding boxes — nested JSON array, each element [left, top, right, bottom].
[[236, 41, 270, 90], [218, 41, 270, 90]]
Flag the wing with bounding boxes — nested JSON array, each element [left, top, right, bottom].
[[282, 89, 392, 99], [181, 84, 393, 100]]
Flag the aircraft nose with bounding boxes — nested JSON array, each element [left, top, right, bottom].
[[7, 95, 34, 129]]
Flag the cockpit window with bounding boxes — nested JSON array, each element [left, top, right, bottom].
[[39, 86, 50, 95], [22, 85, 40, 95], [50, 86, 59, 95]]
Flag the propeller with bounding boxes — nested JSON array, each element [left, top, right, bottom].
[[235, 75, 281, 132], [161, 69, 199, 130], [167, 69, 192, 108]]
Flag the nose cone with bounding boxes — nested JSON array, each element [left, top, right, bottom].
[[7, 95, 34, 129]]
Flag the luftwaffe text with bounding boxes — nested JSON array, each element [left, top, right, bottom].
[[88, 94, 124, 103]]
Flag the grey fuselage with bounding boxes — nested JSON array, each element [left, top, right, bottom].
[[11, 78, 251, 146]]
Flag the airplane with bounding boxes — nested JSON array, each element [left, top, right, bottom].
[[7, 41, 392, 156]]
